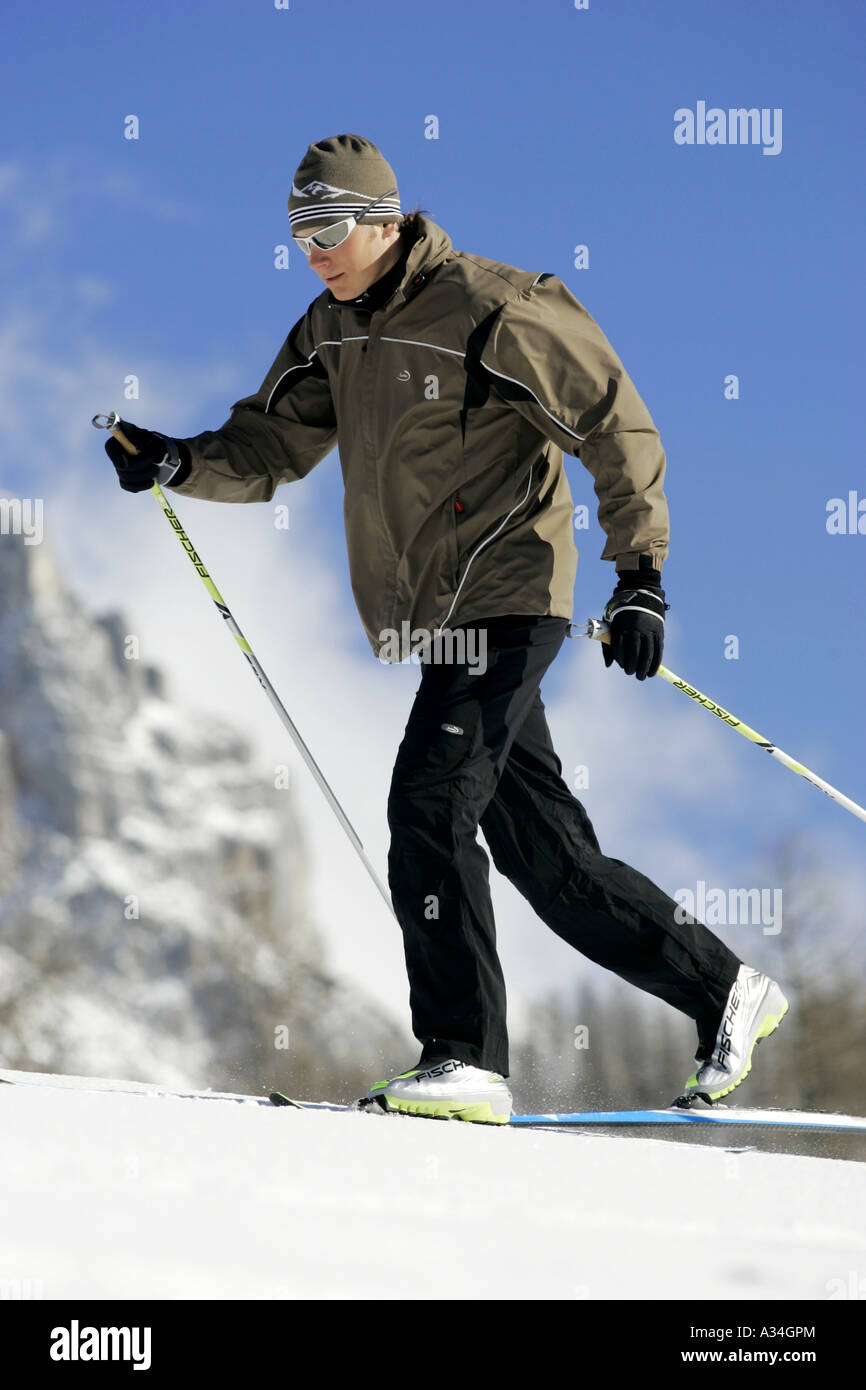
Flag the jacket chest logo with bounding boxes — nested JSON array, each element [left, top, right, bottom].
[[396, 369, 411, 381]]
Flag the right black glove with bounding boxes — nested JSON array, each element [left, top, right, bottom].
[[105, 419, 191, 493]]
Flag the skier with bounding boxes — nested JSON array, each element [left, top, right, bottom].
[[105, 133, 788, 1123]]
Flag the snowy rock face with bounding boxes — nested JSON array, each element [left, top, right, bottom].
[[0, 531, 403, 1094]]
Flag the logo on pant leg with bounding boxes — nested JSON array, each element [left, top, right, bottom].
[[441, 723, 464, 735]]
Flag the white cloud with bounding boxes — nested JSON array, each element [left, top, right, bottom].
[[0, 157, 204, 249], [71, 276, 116, 306], [95, 169, 204, 226], [0, 160, 57, 241]]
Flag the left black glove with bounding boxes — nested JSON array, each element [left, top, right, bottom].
[[104, 419, 191, 493], [602, 565, 668, 680]]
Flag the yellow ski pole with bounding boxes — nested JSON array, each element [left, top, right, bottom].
[[570, 618, 866, 825], [93, 410, 396, 916]]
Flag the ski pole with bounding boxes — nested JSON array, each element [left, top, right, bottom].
[[92, 411, 396, 917], [569, 617, 866, 825]]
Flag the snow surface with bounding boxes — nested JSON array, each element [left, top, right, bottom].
[[1, 1074, 864, 1300]]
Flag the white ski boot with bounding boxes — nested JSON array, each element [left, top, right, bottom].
[[680, 964, 789, 1104], [366, 1059, 512, 1123]]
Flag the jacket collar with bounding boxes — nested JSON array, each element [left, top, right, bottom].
[[326, 215, 453, 313]]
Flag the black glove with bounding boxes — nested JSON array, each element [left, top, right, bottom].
[[602, 564, 668, 680], [105, 419, 191, 493]]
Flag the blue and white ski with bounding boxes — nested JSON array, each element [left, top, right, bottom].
[[268, 1092, 866, 1132], [4, 1072, 862, 1132]]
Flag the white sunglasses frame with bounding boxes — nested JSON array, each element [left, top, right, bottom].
[[291, 187, 399, 257]]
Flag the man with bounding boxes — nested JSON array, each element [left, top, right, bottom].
[[105, 133, 787, 1123]]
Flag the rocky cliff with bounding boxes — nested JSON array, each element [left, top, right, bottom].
[[0, 523, 405, 1097]]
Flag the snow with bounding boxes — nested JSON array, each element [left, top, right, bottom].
[[1, 1074, 864, 1300]]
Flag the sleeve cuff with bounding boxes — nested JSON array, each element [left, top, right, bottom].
[[163, 440, 192, 488], [614, 552, 664, 576]]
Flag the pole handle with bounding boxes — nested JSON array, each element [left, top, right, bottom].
[[91, 411, 139, 456], [570, 617, 611, 645]]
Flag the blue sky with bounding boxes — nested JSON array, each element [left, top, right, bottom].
[[1, 0, 864, 1030]]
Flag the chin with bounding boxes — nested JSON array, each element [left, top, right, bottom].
[[324, 277, 352, 299]]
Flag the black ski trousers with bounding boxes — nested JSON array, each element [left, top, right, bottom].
[[386, 615, 742, 1078]]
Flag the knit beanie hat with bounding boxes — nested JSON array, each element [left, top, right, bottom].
[[288, 133, 402, 231]]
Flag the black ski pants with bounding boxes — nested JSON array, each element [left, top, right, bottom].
[[386, 615, 742, 1078]]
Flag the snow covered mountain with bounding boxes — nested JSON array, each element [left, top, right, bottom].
[[0, 528, 407, 1096]]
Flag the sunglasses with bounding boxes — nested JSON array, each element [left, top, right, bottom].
[[291, 187, 399, 257]]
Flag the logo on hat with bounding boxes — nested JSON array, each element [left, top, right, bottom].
[[291, 179, 371, 201]]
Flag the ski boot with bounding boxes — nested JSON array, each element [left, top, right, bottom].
[[676, 964, 788, 1106], [364, 1059, 512, 1123]]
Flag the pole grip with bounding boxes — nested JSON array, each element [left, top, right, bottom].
[[586, 617, 611, 645], [109, 425, 139, 456], [91, 411, 140, 455]]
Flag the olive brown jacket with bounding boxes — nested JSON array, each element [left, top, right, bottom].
[[170, 215, 670, 660]]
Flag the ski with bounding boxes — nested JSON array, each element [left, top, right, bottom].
[[0, 1071, 273, 1107], [510, 1108, 866, 1132], [269, 1092, 866, 1132], [270, 1093, 363, 1113], [5, 1073, 863, 1132]]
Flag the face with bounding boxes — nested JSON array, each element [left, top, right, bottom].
[[298, 220, 403, 300]]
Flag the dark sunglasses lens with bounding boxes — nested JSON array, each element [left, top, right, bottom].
[[313, 221, 351, 250]]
